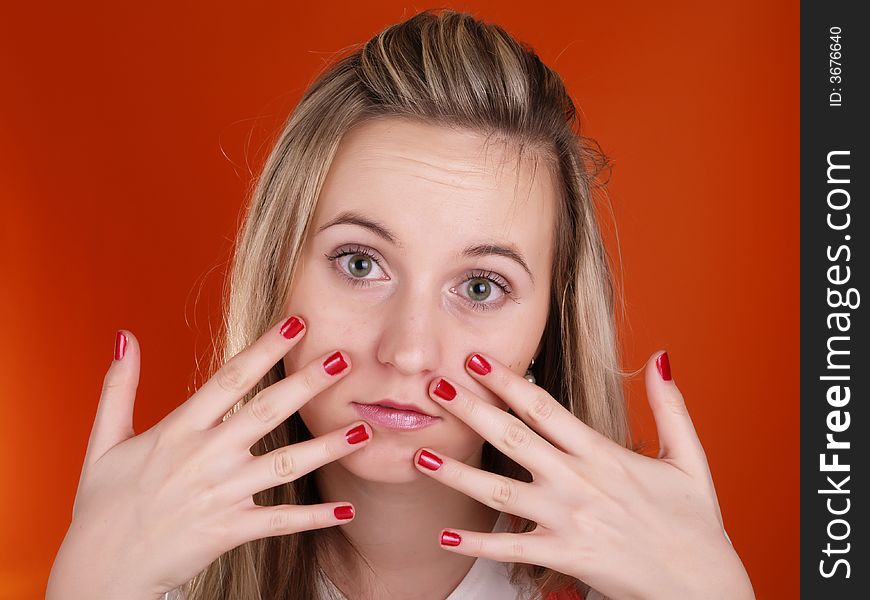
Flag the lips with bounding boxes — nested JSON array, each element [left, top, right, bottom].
[[364, 399, 436, 417], [351, 400, 441, 431]]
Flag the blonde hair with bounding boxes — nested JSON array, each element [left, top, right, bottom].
[[184, 8, 631, 600]]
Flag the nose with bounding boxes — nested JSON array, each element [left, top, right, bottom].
[[376, 282, 445, 376]]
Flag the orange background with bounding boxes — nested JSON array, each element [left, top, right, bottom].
[[0, 1, 798, 598]]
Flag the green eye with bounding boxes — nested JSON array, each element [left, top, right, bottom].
[[347, 254, 373, 278], [325, 245, 517, 312], [467, 278, 492, 302]]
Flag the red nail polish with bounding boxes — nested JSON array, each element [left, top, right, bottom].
[[280, 316, 304, 339], [433, 378, 456, 401], [467, 354, 491, 375], [323, 351, 348, 375], [440, 530, 461, 546], [114, 331, 127, 361], [334, 505, 354, 520], [656, 352, 672, 381], [346, 424, 369, 444], [417, 449, 443, 471]]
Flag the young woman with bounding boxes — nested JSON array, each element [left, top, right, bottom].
[[47, 9, 755, 600]]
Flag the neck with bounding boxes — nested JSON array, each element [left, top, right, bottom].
[[314, 447, 500, 599]]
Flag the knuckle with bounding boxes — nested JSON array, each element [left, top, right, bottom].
[[569, 507, 594, 535], [192, 487, 218, 515], [503, 422, 531, 449], [664, 392, 688, 416], [321, 437, 336, 461], [464, 396, 480, 420], [568, 506, 584, 527], [151, 421, 178, 451], [206, 513, 231, 543], [269, 508, 294, 533], [527, 393, 554, 423], [497, 369, 514, 392], [491, 477, 517, 509], [299, 367, 318, 397], [273, 447, 296, 479], [585, 432, 612, 458], [510, 540, 525, 560], [308, 508, 323, 529], [214, 361, 249, 395], [472, 535, 487, 554], [249, 391, 276, 424], [101, 372, 125, 395]]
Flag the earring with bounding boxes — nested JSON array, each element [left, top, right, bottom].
[[524, 357, 536, 385]]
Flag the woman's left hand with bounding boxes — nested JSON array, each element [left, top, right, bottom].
[[413, 350, 755, 600]]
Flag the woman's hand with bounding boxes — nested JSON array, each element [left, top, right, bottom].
[[412, 351, 755, 600], [47, 316, 372, 600]]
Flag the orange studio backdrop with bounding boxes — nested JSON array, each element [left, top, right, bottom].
[[0, 1, 798, 598]]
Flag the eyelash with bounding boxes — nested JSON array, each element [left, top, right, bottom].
[[323, 244, 516, 312]]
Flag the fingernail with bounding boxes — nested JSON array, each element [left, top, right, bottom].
[[440, 530, 462, 546], [417, 449, 443, 471], [280, 316, 304, 339], [114, 331, 127, 361], [433, 378, 456, 401], [334, 505, 354, 520], [323, 351, 348, 375], [467, 354, 491, 375], [656, 352, 672, 381], [345, 424, 369, 444]]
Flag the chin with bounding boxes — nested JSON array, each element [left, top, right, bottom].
[[335, 433, 484, 484], [336, 440, 427, 483]]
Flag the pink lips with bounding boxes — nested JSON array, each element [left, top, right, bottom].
[[372, 399, 434, 415], [352, 402, 440, 431]]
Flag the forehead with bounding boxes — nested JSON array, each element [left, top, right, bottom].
[[313, 117, 557, 263]]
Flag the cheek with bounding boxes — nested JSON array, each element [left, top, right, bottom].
[[280, 280, 359, 378], [286, 357, 376, 442], [296, 402, 319, 432], [284, 271, 374, 357]]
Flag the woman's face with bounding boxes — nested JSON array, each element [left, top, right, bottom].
[[282, 117, 556, 483]]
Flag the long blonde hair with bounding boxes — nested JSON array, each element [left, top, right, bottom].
[[184, 8, 630, 599]]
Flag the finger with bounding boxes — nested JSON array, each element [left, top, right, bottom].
[[413, 448, 552, 527], [229, 422, 372, 502], [233, 501, 357, 546], [427, 376, 567, 482], [175, 315, 308, 431], [211, 348, 352, 451], [86, 329, 141, 468], [463, 352, 603, 456], [645, 351, 708, 476], [437, 527, 549, 566]]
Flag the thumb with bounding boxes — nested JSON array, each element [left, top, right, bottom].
[[645, 350, 709, 478], [83, 329, 141, 469]]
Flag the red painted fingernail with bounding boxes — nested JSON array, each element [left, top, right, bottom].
[[433, 378, 456, 401], [334, 505, 354, 520], [345, 424, 369, 444], [280, 316, 304, 339], [417, 449, 443, 471], [323, 351, 348, 375], [440, 530, 462, 546], [114, 331, 127, 361], [467, 354, 491, 375], [656, 352, 672, 381]]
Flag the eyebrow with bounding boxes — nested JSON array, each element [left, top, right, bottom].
[[315, 210, 535, 286]]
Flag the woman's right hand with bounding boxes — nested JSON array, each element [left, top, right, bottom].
[[46, 315, 371, 600]]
